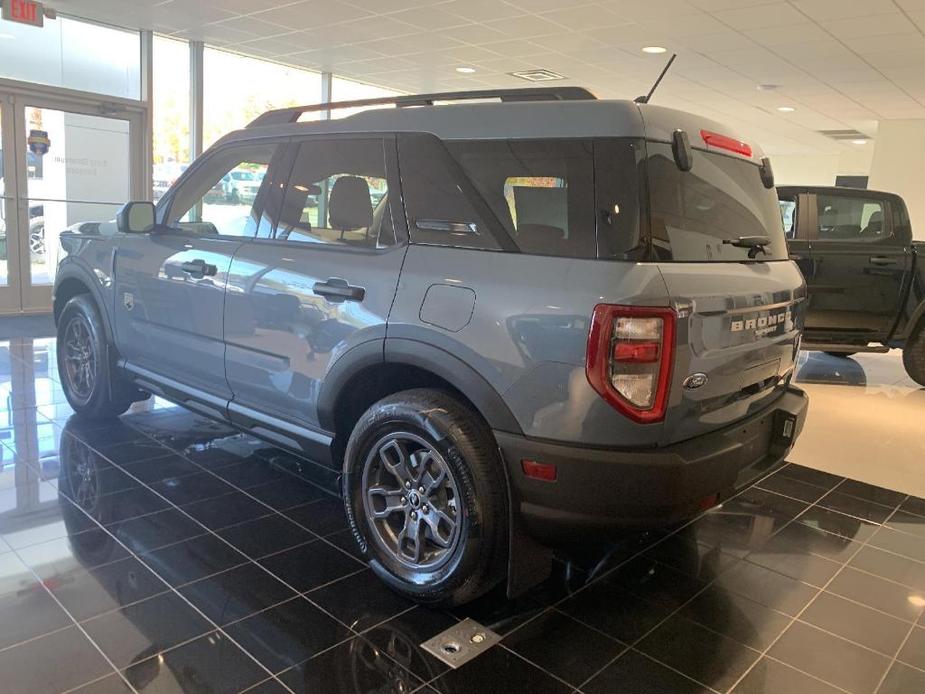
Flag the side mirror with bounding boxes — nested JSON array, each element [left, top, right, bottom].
[[117, 201, 156, 234]]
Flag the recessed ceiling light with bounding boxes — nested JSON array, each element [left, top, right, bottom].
[[642, 46, 667, 54], [777, 106, 795, 112], [851, 139, 868, 145], [455, 66, 476, 74], [908, 595, 925, 608]]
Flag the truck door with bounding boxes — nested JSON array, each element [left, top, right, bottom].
[[113, 140, 285, 416], [805, 191, 910, 340]]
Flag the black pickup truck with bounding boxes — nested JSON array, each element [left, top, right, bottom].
[[778, 185, 925, 385]]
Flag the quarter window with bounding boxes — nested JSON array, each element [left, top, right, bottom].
[[269, 138, 396, 248], [166, 142, 279, 237], [816, 195, 887, 241]]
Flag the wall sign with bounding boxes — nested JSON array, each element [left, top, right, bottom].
[[27, 129, 50, 155], [2, 0, 44, 28]]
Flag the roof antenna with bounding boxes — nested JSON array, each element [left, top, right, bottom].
[[635, 53, 677, 104]]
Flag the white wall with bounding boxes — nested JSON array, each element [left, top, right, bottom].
[[869, 120, 925, 241], [771, 147, 873, 187]]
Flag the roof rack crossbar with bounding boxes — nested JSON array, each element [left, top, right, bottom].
[[247, 86, 596, 128]]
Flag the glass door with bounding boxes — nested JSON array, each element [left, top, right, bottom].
[[0, 91, 144, 313], [0, 95, 23, 312]]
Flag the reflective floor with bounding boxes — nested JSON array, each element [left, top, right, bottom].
[[1, 336, 924, 693]]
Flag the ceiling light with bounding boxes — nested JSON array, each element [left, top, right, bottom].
[[908, 595, 925, 608], [757, 84, 781, 91], [777, 106, 795, 112], [851, 139, 868, 145], [642, 46, 667, 54], [455, 66, 476, 74]]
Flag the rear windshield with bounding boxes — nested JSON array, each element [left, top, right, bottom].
[[646, 143, 787, 262]]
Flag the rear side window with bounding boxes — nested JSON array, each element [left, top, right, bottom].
[[446, 139, 596, 259], [646, 143, 787, 262], [816, 194, 887, 241]]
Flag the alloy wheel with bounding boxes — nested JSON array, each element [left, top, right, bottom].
[[361, 431, 462, 570], [63, 314, 97, 401]]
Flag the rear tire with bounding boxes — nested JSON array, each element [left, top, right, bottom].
[[903, 326, 925, 387], [57, 294, 135, 420], [824, 351, 856, 358], [343, 388, 508, 606]]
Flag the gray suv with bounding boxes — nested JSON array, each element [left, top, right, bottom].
[[53, 87, 808, 606]]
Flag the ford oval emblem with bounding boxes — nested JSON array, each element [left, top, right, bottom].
[[683, 373, 709, 390]]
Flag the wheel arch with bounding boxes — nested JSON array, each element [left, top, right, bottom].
[[54, 265, 114, 343]]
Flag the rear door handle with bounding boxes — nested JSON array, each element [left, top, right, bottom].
[[180, 259, 217, 277], [869, 256, 897, 266], [313, 277, 365, 303]]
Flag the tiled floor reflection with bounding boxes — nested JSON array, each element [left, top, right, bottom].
[[1, 336, 925, 693]]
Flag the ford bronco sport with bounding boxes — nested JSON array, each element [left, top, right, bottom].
[[53, 87, 808, 605]]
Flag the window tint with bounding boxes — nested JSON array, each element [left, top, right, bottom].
[[399, 133, 502, 251], [816, 195, 887, 241], [647, 144, 787, 262], [269, 138, 395, 248], [166, 142, 278, 237], [446, 139, 596, 258]]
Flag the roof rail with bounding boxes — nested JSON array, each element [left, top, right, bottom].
[[247, 86, 596, 128]]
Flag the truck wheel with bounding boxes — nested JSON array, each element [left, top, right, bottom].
[[57, 294, 135, 420], [903, 327, 925, 387], [343, 389, 508, 606]]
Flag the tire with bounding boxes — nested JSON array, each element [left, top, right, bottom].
[[824, 351, 856, 358], [57, 294, 135, 419], [29, 217, 45, 256], [343, 388, 508, 606], [903, 325, 925, 387]]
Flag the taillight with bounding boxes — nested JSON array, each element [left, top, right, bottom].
[[586, 305, 676, 423]]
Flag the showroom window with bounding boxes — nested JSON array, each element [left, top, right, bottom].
[[203, 49, 322, 149], [328, 77, 400, 118], [152, 36, 191, 202], [0, 15, 140, 99], [269, 138, 395, 248]]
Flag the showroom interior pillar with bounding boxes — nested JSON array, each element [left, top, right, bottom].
[[869, 120, 925, 240], [321, 71, 332, 120], [189, 40, 204, 161], [141, 30, 154, 200]]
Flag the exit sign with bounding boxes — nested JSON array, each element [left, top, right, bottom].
[[2, 0, 44, 27]]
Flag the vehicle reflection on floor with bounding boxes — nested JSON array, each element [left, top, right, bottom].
[[792, 349, 925, 498], [0, 336, 924, 693]]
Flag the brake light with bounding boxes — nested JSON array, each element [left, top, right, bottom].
[[700, 130, 753, 158], [586, 305, 676, 423]]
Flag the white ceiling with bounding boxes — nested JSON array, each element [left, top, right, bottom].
[[52, 0, 925, 157]]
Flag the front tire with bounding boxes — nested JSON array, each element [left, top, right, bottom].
[[57, 294, 135, 419], [343, 389, 508, 606], [903, 326, 925, 387]]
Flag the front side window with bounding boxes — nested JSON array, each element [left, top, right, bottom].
[[166, 142, 279, 238], [446, 139, 596, 259], [779, 198, 797, 238], [816, 195, 887, 242], [269, 138, 395, 248]]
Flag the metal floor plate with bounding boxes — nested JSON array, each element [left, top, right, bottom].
[[420, 618, 502, 668]]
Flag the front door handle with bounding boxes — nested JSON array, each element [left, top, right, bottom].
[[313, 277, 365, 303], [869, 256, 897, 266], [180, 259, 217, 277]]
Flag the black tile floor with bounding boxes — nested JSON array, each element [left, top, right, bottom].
[[1, 336, 925, 693]]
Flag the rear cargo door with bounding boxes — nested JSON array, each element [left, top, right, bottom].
[[643, 142, 805, 445]]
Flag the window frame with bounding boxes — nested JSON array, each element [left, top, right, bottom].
[[156, 136, 288, 240], [249, 132, 408, 253]]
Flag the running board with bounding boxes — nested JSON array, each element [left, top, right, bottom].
[[802, 343, 890, 354]]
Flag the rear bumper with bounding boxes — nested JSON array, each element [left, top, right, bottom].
[[495, 386, 808, 543]]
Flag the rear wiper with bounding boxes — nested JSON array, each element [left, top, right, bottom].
[[723, 235, 770, 259]]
